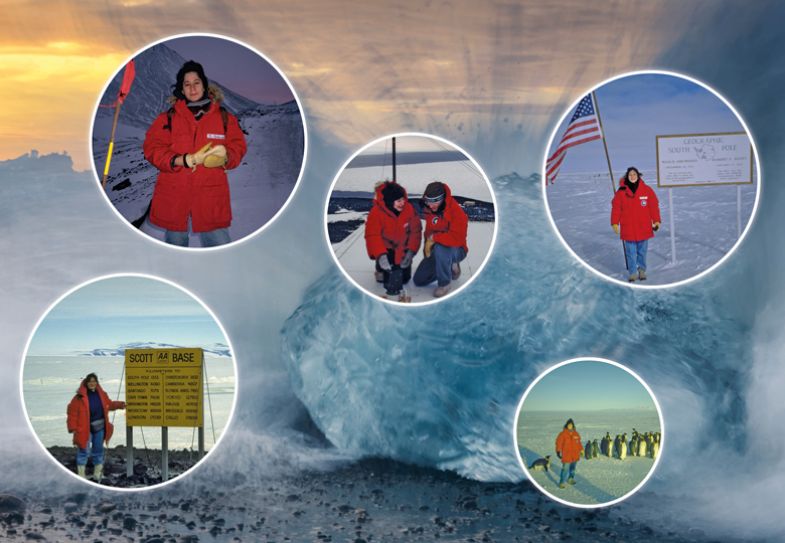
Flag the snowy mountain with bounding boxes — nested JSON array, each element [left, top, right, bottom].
[[95, 43, 259, 128], [79, 341, 231, 358]]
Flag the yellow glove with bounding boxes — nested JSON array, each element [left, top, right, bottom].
[[185, 143, 214, 171], [612, 224, 620, 235], [424, 238, 435, 258], [203, 144, 227, 168]]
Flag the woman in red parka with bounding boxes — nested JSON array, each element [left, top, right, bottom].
[[610, 167, 661, 282], [143, 60, 247, 248], [555, 418, 582, 488], [364, 181, 422, 301], [66, 373, 125, 481]]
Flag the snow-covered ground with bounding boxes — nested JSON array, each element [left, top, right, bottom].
[[546, 170, 756, 284], [517, 410, 661, 505]]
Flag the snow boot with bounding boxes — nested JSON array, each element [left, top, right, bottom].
[[559, 483, 566, 489], [638, 269, 647, 281], [434, 285, 451, 298], [77, 465, 86, 478], [628, 274, 637, 282], [93, 464, 103, 482], [568, 478, 576, 485], [384, 268, 404, 297], [451, 262, 461, 281]]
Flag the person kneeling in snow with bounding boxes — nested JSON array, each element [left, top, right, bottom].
[[364, 181, 422, 301], [413, 182, 468, 298], [555, 418, 582, 489], [611, 167, 661, 282]]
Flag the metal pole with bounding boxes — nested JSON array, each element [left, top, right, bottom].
[[737, 185, 742, 238], [126, 426, 133, 478], [198, 427, 205, 459], [392, 136, 397, 183], [669, 188, 677, 265], [592, 91, 627, 269], [161, 426, 169, 482]]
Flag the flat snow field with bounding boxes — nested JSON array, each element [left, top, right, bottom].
[[546, 171, 756, 284], [517, 410, 660, 505]]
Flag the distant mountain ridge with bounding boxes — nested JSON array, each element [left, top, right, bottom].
[[79, 341, 232, 358], [95, 43, 262, 129]]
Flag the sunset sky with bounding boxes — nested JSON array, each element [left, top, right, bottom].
[[0, 1, 760, 172]]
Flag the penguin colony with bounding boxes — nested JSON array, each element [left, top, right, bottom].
[[584, 429, 661, 461]]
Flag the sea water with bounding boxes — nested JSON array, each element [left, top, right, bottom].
[[22, 355, 235, 451]]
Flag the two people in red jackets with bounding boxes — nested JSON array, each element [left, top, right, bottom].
[[611, 167, 661, 282], [66, 373, 126, 481], [555, 418, 582, 488], [364, 180, 468, 300], [143, 60, 247, 247]]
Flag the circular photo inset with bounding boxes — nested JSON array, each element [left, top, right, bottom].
[[514, 358, 663, 508], [543, 71, 759, 287], [91, 33, 306, 249], [21, 274, 237, 490], [326, 133, 497, 305]]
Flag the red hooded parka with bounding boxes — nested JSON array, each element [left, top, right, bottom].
[[66, 383, 124, 450], [365, 182, 422, 265], [143, 89, 247, 232], [610, 177, 661, 242], [555, 427, 583, 464], [422, 183, 469, 253]]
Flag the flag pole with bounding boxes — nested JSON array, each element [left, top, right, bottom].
[[101, 60, 135, 190], [101, 103, 122, 189], [592, 91, 628, 272]]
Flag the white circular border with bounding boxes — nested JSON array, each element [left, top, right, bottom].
[[541, 69, 762, 289], [512, 357, 665, 509], [88, 32, 309, 252], [323, 131, 499, 307], [18, 272, 240, 492]]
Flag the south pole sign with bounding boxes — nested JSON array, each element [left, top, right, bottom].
[[656, 132, 753, 187]]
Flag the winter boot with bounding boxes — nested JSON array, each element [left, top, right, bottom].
[[451, 262, 461, 281], [93, 464, 103, 482], [628, 274, 637, 282], [384, 268, 403, 297], [568, 477, 576, 485], [638, 269, 647, 281], [77, 465, 87, 478], [559, 483, 566, 489], [434, 285, 451, 298]]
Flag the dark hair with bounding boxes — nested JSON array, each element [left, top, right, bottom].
[[173, 60, 209, 101], [82, 373, 99, 388], [624, 167, 642, 183], [563, 418, 575, 429]]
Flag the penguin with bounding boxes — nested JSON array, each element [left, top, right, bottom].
[[584, 440, 593, 461], [619, 436, 627, 460], [613, 435, 621, 459], [638, 437, 647, 457], [604, 433, 612, 457], [591, 439, 599, 459], [651, 437, 659, 460], [629, 434, 638, 457], [529, 455, 551, 472]]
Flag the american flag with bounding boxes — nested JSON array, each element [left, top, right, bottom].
[[546, 94, 602, 184]]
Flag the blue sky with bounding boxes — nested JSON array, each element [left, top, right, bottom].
[[522, 361, 657, 412], [27, 277, 227, 355], [551, 73, 748, 177]]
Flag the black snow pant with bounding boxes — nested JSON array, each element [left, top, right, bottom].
[[376, 250, 411, 295]]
